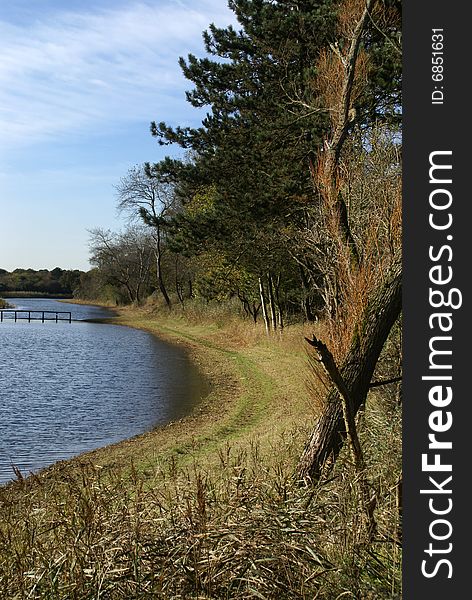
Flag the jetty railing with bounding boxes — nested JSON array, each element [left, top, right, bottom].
[[0, 310, 72, 323]]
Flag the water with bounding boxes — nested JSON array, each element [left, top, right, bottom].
[[0, 298, 205, 485]]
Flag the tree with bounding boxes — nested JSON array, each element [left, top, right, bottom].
[[115, 165, 174, 308], [296, 0, 402, 481], [149, 0, 401, 329], [149, 1, 340, 323], [88, 227, 154, 304], [0, 268, 85, 295]]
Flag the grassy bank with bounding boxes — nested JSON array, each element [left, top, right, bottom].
[[0, 305, 402, 598]]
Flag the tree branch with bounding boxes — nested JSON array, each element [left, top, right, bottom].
[[305, 333, 377, 536], [305, 334, 365, 471], [369, 375, 402, 389]]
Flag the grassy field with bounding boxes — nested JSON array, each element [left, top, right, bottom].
[[0, 305, 402, 598]]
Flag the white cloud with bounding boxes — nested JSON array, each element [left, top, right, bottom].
[[0, 1, 236, 148]]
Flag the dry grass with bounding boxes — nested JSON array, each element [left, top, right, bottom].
[[0, 421, 401, 598], [0, 298, 12, 309], [0, 305, 401, 598]]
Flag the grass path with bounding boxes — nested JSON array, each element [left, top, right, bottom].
[[0, 307, 403, 599], [68, 309, 312, 480], [0, 306, 312, 488]]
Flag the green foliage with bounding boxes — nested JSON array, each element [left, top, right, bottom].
[[185, 184, 218, 219], [147, 1, 337, 309], [190, 250, 257, 303], [143, 0, 400, 322], [87, 0, 401, 324], [74, 269, 122, 304], [0, 268, 83, 296]]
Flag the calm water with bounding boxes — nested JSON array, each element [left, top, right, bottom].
[[0, 298, 205, 485]]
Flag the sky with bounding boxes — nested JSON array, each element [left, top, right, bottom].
[[0, 0, 236, 271]]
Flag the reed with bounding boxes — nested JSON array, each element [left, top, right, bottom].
[[0, 426, 401, 598], [0, 309, 401, 598]]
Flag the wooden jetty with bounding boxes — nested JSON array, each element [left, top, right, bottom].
[[0, 310, 72, 323]]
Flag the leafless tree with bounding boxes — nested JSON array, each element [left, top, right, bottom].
[[88, 226, 153, 304], [115, 165, 174, 307]]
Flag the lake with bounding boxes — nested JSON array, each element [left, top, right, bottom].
[[0, 298, 205, 485]]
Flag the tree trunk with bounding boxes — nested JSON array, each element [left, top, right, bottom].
[[175, 261, 184, 307], [258, 276, 270, 334], [298, 260, 402, 482], [156, 252, 171, 308], [267, 271, 278, 330], [155, 225, 171, 308], [274, 274, 284, 330], [252, 302, 261, 324], [299, 265, 315, 322]]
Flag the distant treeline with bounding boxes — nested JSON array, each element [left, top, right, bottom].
[[0, 268, 84, 297]]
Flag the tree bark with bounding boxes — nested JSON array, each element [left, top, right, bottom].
[[259, 276, 270, 334], [274, 274, 284, 330], [155, 224, 171, 308], [298, 259, 402, 482], [267, 271, 278, 330], [299, 265, 315, 322]]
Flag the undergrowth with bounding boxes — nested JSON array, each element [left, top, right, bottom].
[[0, 305, 402, 598], [0, 400, 401, 599]]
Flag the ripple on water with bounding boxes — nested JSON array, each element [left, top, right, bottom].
[[0, 299, 204, 484]]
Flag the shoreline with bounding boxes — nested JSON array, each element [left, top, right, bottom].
[[0, 304, 401, 597], [2, 303, 310, 489]]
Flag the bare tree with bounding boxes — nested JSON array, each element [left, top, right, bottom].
[[115, 165, 174, 307], [89, 227, 153, 304]]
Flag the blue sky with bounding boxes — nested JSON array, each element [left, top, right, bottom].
[[0, 0, 236, 271]]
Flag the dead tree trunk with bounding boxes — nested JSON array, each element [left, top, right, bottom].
[[305, 333, 377, 536], [298, 260, 401, 482]]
